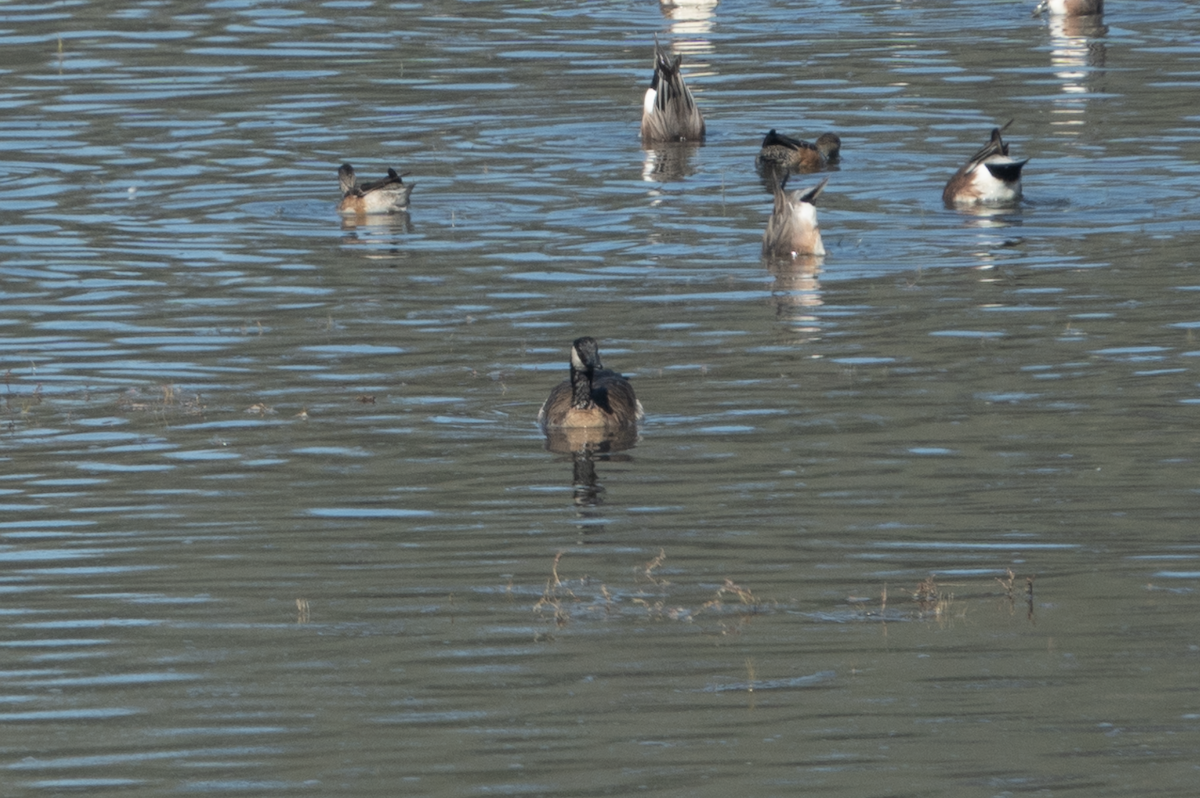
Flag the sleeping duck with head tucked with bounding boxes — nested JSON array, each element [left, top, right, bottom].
[[337, 163, 415, 214], [756, 129, 841, 173]]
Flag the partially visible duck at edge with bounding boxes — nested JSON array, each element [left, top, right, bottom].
[[538, 337, 644, 430], [762, 175, 830, 260], [337, 163, 415, 214], [756, 129, 841, 172], [1032, 0, 1103, 17], [942, 121, 1028, 207], [641, 38, 705, 144]]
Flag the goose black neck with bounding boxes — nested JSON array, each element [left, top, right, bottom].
[[570, 364, 594, 409]]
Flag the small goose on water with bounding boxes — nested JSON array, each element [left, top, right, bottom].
[[538, 337, 644, 430]]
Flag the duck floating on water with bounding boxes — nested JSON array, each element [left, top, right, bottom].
[[641, 38, 705, 144], [337, 163, 415, 214], [756, 129, 841, 172], [762, 175, 829, 260], [1032, 0, 1102, 17], [942, 121, 1028, 207]]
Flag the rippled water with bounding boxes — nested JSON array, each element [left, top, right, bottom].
[[3, 0, 1200, 795]]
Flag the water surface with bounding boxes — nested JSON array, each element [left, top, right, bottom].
[[2, 1, 1200, 795]]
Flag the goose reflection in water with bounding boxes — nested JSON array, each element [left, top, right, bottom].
[[544, 428, 640, 533], [543, 425, 640, 508]]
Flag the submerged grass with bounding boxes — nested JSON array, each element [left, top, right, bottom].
[[858, 569, 1037, 626], [531, 548, 771, 634], [530, 553, 1037, 635], [3, 376, 207, 433]]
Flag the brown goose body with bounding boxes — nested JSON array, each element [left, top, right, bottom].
[[538, 337, 644, 430]]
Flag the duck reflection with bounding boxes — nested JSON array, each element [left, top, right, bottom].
[[954, 203, 1025, 226], [765, 254, 824, 338], [951, 204, 1025, 267], [1042, 12, 1107, 134], [659, 0, 718, 50], [340, 211, 415, 257], [340, 211, 414, 236], [642, 141, 699, 182], [1050, 13, 1106, 40]]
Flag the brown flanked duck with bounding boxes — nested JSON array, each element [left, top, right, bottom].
[[756, 129, 841, 172], [1032, 0, 1102, 16], [762, 175, 829, 260], [941, 121, 1028, 207], [641, 38, 705, 144], [538, 337, 644, 431], [337, 163, 415, 214]]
